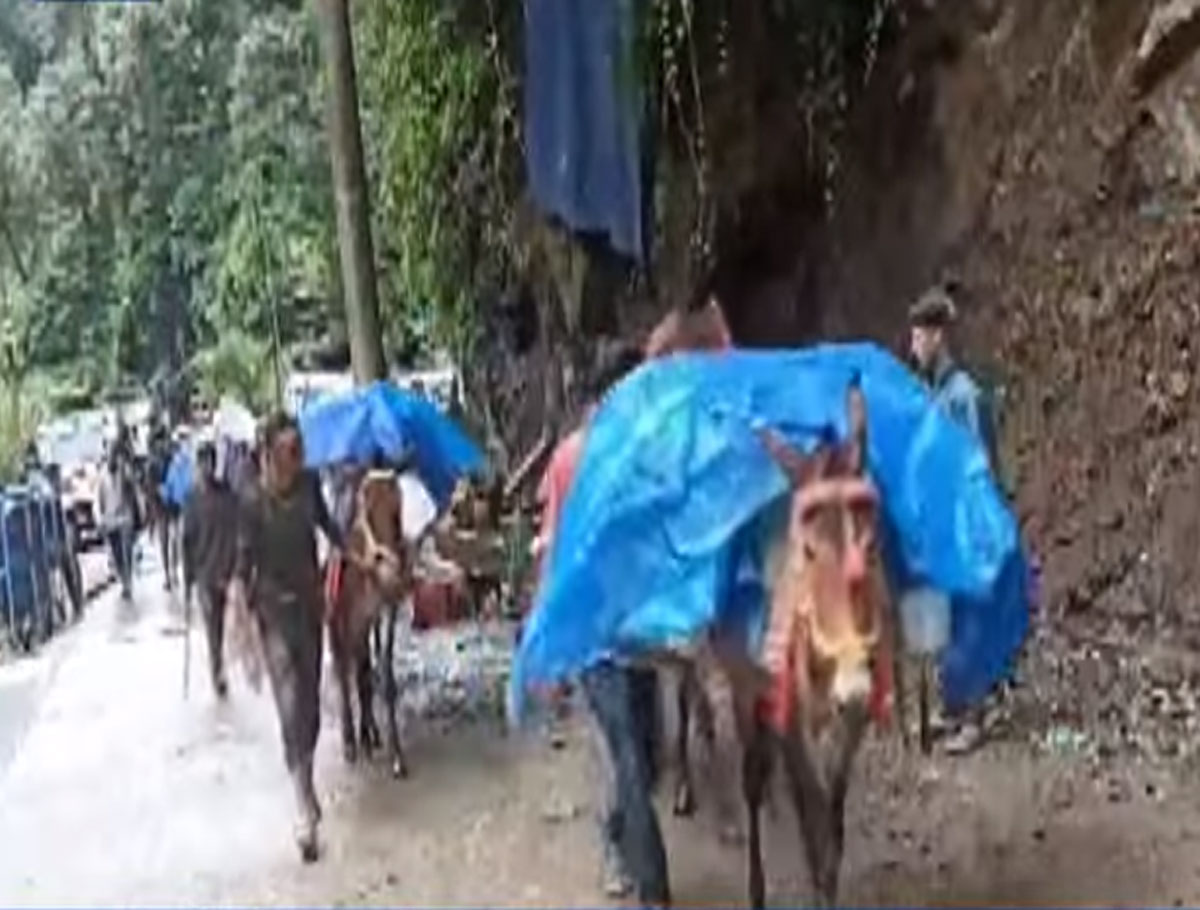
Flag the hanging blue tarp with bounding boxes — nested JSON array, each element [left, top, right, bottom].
[[161, 449, 194, 508], [298, 381, 485, 508], [524, 0, 645, 261], [512, 344, 1029, 718]]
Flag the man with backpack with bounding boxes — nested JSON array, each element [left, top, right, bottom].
[[908, 287, 1000, 472], [908, 286, 1005, 754]]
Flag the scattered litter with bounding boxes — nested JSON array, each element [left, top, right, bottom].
[[395, 621, 514, 726]]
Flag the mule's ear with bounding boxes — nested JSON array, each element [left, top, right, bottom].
[[844, 381, 868, 475], [702, 298, 733, 350], [758, 428, 819, 487]]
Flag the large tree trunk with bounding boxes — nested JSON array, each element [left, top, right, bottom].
[[317, 0, 386, 384]]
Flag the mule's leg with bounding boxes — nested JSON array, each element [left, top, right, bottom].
[[671, 666, 696, 817], [779, 732, 831, 907], [781, 707, 867, 908], [702, 668, 748, 845], [918, 657, 933, 755], [331, 622, 358, 764], [382, 600, 408, 778], [356, 641, 380, 756], [822, 707, 868, 903], [893, 647, 910, 749], [742, 721, 773, 910]]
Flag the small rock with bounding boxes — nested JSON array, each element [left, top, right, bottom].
[[540, 798, 581, 824]]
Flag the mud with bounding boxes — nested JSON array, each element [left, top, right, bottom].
[[0, 559, 1198, 908]]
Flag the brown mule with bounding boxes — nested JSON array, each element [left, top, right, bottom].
[[326, 468, 412, 779], [659, 383, 894, 908]]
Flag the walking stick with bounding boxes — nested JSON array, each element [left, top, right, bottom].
[[182, 587, 192, 700]]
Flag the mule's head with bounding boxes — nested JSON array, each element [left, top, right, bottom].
[[761, 383, 887, 725], [356, 471, 409, 600]]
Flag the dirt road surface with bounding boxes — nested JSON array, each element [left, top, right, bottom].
[[2, 555, 1199, 907]]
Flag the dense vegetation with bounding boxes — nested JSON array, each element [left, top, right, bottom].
[[0, 0, 890, 475]]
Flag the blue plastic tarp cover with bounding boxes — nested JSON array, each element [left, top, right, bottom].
[[161, 449, 194, 508], [524, 0, 645, 261], [512, 343, 1029, 718], [298, 381, 485, 508]]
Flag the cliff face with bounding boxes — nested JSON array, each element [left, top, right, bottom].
[[499, 0, 1200, 647], [812, 0, 1200, 631]]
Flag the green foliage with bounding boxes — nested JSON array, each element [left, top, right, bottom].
[[0, 0, 333, 415], [0, 0, 898, 457], [355, 0, 522, 363], [193, 329, 276, 414]]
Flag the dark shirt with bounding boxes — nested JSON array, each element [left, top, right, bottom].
[[235, 470, 343, 606], [182, 479, 240, 592]]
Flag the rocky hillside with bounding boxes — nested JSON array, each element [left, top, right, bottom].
[[493, 0, 1200, 761], [799, 0, 1200, 761]]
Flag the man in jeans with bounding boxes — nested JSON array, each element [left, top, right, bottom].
[[97, 450, 136, 600], [182, 442, 239, 699], [536, 344, 668, 905]]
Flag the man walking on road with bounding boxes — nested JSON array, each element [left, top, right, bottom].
[[148, 423, 176, 590], [535, 344, 669, 906], [230, 413, 344, 863], [182, 442, 239, 700], [97, 450, 136, 601], [908, 287, 1004, 754]]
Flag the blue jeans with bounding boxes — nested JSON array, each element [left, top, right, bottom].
[[107, 526, 133, 596], [581, 661, 669, 904]]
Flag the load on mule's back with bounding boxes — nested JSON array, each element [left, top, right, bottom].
[[513, 340, 1028, 907]]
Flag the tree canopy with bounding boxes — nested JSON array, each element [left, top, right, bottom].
[[0, 0, 892, 474]]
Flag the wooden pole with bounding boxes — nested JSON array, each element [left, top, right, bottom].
[[317, 0, 386, 385]]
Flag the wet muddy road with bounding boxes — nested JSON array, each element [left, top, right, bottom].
[[3, 556, 1200, 906]]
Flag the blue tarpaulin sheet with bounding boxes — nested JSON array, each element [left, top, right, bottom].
[[524, 0, 645, 261], [297, 381, 485, 508], [512, 344, 1030, 717]]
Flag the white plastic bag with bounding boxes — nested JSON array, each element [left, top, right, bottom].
[[398, 471, 437, 542], [899, 586, 951, 657]]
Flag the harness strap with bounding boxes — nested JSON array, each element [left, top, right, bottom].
[[324, 553, 345, 621]]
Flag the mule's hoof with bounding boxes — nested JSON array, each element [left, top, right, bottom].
[[391, 756, 409, 779], [298, 837, 319, 864], [672, 784, 696, 817], [361, 725, 381, 754], [295, 823, 320, 864]]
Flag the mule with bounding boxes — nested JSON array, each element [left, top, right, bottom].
[[669, 384, 893, 908], [326, 467, 412, 778]]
